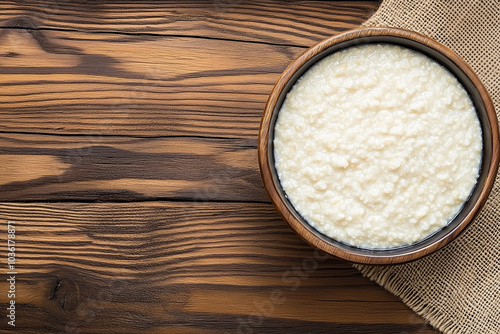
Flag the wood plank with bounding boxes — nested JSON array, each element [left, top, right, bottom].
[[0, 1, 379, 46], [0, 202, 436, 333], [0, 28, 298, 138], [0, 133, 267, 202], [0, 2, 377, 139]]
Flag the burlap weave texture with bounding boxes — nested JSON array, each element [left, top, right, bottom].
[[355, 1, 500, 333]]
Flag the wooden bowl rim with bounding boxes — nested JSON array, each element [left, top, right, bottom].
[[258, 27, 500, 265]]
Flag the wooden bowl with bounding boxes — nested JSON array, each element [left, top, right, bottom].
[[258, 27, 499, 265]]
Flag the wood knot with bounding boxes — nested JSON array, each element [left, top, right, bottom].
[[1, 16, 82, 55], [48, 277, 80, 311], [3, 16, 40, 30], [2, 52, 20, 57]]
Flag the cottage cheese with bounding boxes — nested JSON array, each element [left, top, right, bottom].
[[274, 44, 482, 249]]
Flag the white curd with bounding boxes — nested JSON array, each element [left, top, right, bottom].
[[274, 44, 482, 249]]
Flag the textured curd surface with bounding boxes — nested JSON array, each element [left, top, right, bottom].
[[274, 44, 482, 249]]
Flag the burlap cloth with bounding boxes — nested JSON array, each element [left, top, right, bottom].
[[354, 1, 500, 333]]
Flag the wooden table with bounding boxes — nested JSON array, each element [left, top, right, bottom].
[[0, 1, 439, 333]]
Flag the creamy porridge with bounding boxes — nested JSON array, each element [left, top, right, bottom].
[[274, 44, 482, 249]]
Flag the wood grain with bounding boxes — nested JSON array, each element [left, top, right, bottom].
[[0, 28, 293, 139], [0, 133, 267, 202], [0, 1, 379, 46], [0, 202, 436, 334], [0, 1, 378, 140], [0, 1, 374, 200], [0, 1, 440, 333]]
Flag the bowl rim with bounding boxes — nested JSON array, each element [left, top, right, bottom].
[[258, 27, 500, 265]]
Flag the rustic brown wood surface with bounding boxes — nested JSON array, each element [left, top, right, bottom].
[[0, 1, 439, 333]]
